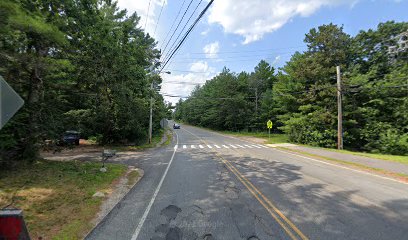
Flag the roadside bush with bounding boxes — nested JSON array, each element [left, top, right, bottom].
[[361, 122, 408, 155]]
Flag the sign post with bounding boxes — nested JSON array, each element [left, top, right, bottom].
[[0, 76, 24, 129], [267, 120, 273, 139]]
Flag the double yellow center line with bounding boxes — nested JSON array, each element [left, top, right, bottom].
[[218, 153, 308, 240], [182, 127, 309, 240]]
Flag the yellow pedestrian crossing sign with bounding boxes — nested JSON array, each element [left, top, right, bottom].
[[267, 120, 273, 129]]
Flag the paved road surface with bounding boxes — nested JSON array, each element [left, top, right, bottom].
[[86, 123, 408, 240]]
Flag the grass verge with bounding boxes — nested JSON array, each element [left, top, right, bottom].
[[126, 170, 140, 187], [278, 147, 408, 182], [307, 147, 408, 165], [0, 160, 127, 239]]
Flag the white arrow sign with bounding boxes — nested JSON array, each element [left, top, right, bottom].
[[0, 76, 24, 129]]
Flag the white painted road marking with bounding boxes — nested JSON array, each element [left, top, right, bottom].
[[274, 148, 408, 186], [178, 143, 268, 150], [131, 132, 179, 240]]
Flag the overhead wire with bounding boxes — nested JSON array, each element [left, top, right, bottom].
[[144, 0, 152, 29], [160, 0, 195, 60], [160, 0, 203, 64], [160, 0, 215, 72], [153, 0, 166, 36], [159, 0, 187, 50]]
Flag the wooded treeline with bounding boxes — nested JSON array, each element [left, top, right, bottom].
[[175, 22, 408, 155], [0, 0, 170, 164]]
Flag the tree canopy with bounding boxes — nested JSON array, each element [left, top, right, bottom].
[[0, 0, 170, 164], [175, 22, 408, 155]]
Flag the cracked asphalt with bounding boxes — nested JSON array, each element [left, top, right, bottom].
[[86, 123, 408, 240]]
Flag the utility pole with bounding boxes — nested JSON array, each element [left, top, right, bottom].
[[148, 71, 170, 144], [336, 66, 343, 150], [255, 87, 258, 114], [148, 82, 154, 144]]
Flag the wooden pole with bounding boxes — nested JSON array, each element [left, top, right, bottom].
[[336, 66, 343, 150]]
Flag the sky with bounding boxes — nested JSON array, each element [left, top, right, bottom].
[[116, 0, 408, 104]]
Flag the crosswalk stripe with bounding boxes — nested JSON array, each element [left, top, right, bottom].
[[214, 145, 221, 148], [222, 145, 230, 149], [258, 144, 268, 148], [199, 145, 204, 149], [207, 145, 212, 149], [229, 144, 238, 149], [236, 144, 245, 148], [252, 145, 262, 148], [244, 144, 253, 148], [191, 145, 196, 148]]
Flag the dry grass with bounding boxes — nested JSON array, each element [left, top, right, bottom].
[[126, 170, 140, 187], [0, 160, 126, 239]]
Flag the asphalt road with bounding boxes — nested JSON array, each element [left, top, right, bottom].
[[86, 123, 408, 240]]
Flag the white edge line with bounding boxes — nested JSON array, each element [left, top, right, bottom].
[[274, 148, 408, 186], [183, 124, 408, 186], [131, 131, 179, 240]]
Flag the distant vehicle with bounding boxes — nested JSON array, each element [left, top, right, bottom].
[[61, 130, 80, 145], [173, 124, 181, 129]]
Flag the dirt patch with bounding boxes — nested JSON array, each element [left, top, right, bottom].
[[40, 145, 104, 161], [89, 167, 144, 230]]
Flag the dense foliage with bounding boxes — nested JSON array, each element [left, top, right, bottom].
[[175, 22, 408, 155], [0, 0, 170, 164]]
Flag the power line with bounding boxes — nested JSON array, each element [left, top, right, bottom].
[[162, 81, 206, 85], [144, 0, 152, 30], [160, 0, 195, 59], [153, 0, 166, 36], [159, 0, 187, 50], [159, 0, 214, 72], [178, 46, 306, 55], [165, 52, 291, 61], [161, 0, 203, 64], [162, 69, 219, 74]]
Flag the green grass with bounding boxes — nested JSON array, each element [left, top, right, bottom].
[[279, 147, 408, 180], [164, 129, 173, 146], [0, 160, 127, 239], [221, 131, 289, 144], [298, 145, 408, 165]]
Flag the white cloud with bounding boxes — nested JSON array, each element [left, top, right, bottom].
[[201, 28, 210, 36], [116, 0, 166, 37], [208, 0, 356, 44], [190, 61, 211, 72], [161, 61, 218, 104], [271, 55, 281, 66], [203, 41, 220, 58]]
